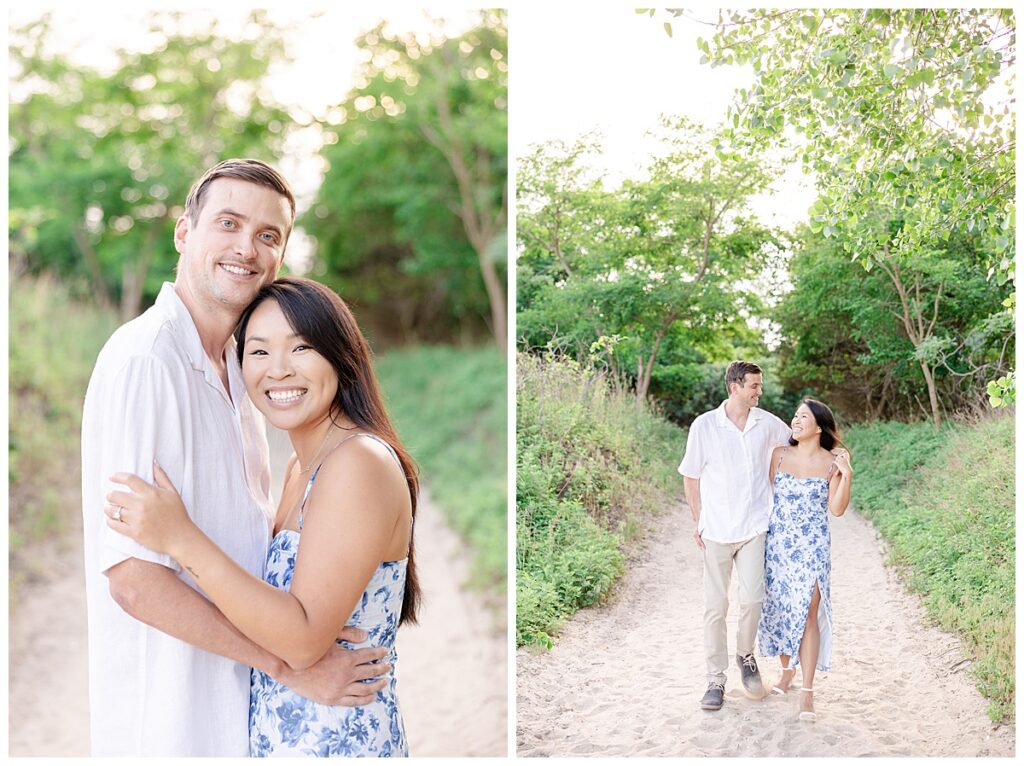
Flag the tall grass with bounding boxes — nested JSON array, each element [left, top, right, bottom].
[[517, 353, 683, 647], [846, 415, 1015, 722], [375, 345, 507, 596], [9, 273, 117, 554]]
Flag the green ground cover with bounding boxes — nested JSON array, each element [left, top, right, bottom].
[[516, 353, 684, 647], [846, 416, 1015, 722], [376, 345, 507, 594], [9, 274, 116, 549]]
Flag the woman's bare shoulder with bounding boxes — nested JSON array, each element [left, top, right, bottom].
[[814, 446, 835, 465], [312, 435, 407, 507]]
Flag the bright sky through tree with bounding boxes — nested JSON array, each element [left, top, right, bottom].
[[9, 4, 479, 195], [513, 7, 817, 232]]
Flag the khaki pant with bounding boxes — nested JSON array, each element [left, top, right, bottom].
[[702, 533, 766, 684]]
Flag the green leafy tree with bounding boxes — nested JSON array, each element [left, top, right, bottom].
[[776, 224, 1012, 422], [690, 9, 1014, 262], [671, 8, 1015, 409], [518, 121, 779, 404], [9, 12, 294, 319], [517, 133, 605, 285], [306, 11, 507, 349], [516, 135, 613, 373]]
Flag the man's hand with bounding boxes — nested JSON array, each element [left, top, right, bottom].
[[276, 627, 390, 706], [692, 527, 705, 551]]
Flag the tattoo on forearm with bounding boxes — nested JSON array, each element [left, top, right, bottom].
[[186, 565, 199, 580]]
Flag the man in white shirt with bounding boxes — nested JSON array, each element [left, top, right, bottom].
[[678, 361, 791, 711], [82, 159, 388, 756]]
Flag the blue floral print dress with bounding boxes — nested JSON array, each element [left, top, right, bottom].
[[249, 434, 409, 757], [757, 448, 834, 671]]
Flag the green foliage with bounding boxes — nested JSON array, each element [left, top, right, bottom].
[[689, 9, 1016, 410], [305, 11, 507, 348], [516, 353, 683, 646], [9, 12, 294, 320], [846, 416, 1015, 722], [987, 295, 1016, 408], [987, 373, 1015, 407], [375, 345, 506, 594], [700, 9, 1014, 275], [9, 272, 117, 548], [655, 357, 803, 425], [776, 225, 1013, 421], [517, 122, 782, 406]]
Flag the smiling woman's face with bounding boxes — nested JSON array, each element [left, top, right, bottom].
[[241, 298, 338, 431], [790, 403, 820, 443]]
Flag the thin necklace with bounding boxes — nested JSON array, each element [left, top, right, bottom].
[[300, 426, 336, 474]]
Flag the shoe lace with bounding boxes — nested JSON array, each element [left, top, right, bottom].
[[710, 683, 725, 691], [741, 654, 757, 672]]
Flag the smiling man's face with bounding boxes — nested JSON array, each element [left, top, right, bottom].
[[731, 372, 763, 409], [174, 177, 292, 317]]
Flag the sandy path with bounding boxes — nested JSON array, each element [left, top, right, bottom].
[[395, 487, 508, 756], [9, 426, 507, 757], [8, 518, 91, 757], [516, 499, 1014, 757]]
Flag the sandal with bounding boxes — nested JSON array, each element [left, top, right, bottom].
[[771, 664, 796, 695], [798, 687, 816, 722]]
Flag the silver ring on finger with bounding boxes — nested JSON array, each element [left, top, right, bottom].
[[112, 505, 123, 521]]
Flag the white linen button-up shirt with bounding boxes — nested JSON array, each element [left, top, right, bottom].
[[81, 283, 273, 756], [678, 401, 791, 544]]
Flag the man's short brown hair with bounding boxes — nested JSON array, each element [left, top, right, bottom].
[[183, 158, 296, 240], [725, 360, 763, 393]]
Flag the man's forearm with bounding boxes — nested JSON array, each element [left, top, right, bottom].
[[108, 557, 285, 678]]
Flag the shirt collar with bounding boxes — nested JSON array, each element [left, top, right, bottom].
[[714, 400, 762, 431], [155, 282, 240, 400]]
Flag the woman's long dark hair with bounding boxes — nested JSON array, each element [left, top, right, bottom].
[[235, 277, 420, 625], [789, 398, 850, 455]]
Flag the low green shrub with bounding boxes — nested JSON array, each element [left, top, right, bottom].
[[846, 415, 1015, 722], [516, 352, 683, 646], [654, 357, 803, 426]]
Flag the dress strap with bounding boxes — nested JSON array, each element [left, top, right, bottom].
[[352, 432, 403, 471], [298, 433, 404, 530]]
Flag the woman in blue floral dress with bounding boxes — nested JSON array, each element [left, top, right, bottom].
[[757, 399, 852, 722], [105, 278, 419, 756]]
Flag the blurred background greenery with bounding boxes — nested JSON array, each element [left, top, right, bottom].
[[9, 8, 507, 593]]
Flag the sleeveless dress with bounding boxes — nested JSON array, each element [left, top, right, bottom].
[[757, 449, 834, 671], [249, 433, 410, 757]]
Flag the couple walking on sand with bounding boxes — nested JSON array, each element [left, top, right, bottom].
[[679, 361, 853, 721]]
